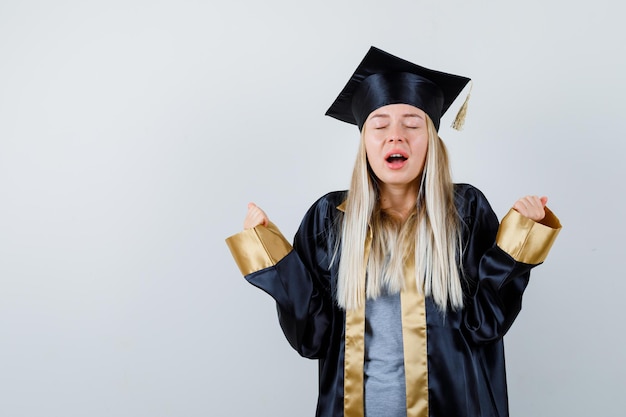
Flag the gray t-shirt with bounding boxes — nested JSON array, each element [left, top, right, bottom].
[[364, 291, 407, 417]]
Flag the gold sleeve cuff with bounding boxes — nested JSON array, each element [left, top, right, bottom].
[[225, 221, 293, 276], [496, 207, 562, 264]]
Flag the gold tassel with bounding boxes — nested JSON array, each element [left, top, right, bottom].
[[451, 81, 473, 131]]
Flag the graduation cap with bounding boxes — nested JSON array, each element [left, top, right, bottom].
[[325, 46, 472, 131]]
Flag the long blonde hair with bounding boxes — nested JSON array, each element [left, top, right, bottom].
[[336, 117, 463, 311]]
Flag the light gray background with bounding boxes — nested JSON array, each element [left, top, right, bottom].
[[1, 1, 624, 416]]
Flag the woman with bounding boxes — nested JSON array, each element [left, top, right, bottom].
[[226, 46, 561, 417]]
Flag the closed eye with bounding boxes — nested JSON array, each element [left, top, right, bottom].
[[404, 114, 424, 129], [367, 114, 390, 129]]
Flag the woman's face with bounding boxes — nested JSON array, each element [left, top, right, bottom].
[[363, 103, 429, 190]]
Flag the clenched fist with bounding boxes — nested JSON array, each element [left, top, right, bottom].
[[512, 196, 547, 222], [243, 202, 270, 229]]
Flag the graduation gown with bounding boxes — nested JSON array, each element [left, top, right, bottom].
[[226, 184, 561, 417]]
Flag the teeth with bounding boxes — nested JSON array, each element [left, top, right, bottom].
[[390, 154, 403, 158]]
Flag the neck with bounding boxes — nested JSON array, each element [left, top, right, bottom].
[[378, 181, 419, 220]]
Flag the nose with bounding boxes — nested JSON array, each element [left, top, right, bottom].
[[387, 135, 404, 143], [387, 123, 405, 143]]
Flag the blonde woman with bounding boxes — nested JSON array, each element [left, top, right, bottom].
[[226, 47, 561, 417]]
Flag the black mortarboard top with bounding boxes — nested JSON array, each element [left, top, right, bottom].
[[325, 46, 471, 131]]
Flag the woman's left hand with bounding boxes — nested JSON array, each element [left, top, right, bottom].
[[512, 195, 548, 222]]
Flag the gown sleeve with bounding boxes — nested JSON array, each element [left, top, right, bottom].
[[225, 195, 339, 359], [460, 188, 562, 344]]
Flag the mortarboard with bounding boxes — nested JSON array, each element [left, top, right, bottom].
[[325, 46, 471, 131]]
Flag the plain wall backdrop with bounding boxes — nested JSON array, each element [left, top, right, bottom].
[[1, 0, 624, 416]]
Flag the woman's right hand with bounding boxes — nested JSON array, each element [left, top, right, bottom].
[[243, 202, 269, 229]]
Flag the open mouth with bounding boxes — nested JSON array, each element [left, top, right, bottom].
[[386, 153, 408, 163]]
